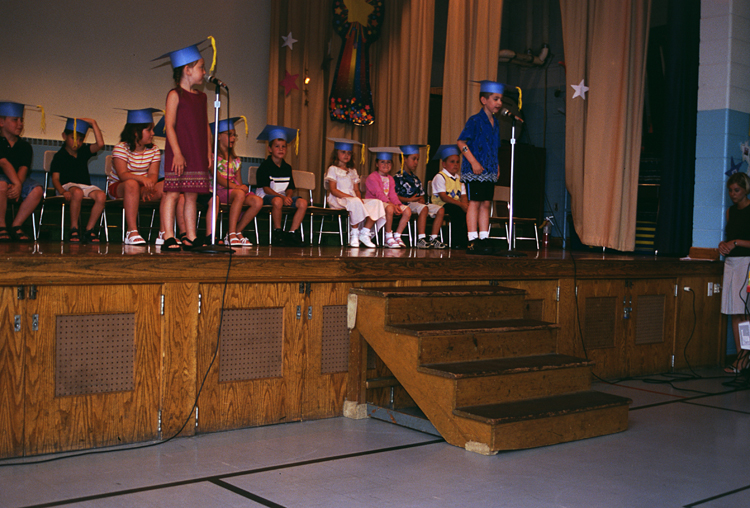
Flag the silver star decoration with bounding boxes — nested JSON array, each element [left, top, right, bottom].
[[281, 32, 298, 50], [571, 79, 590, 100]]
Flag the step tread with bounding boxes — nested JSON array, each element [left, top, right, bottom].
[[351, 285, 527, 298], [454, 391, 632, 424], [419, 354, 592, 378], [386, 318, 558, 336]]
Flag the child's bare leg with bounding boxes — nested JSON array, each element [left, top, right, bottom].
[[205, 197, 216, 236], [11, 186, 42, 228], [237, 194, 262, 232], [478, 200, 491, 233], [86, 190, 106, 231], [183, 192, 198, 240], [384, 203, 394, 232], [271, 197, 284, 229], [160, 191, 179, 240], [417, 206, 428, 236], [395, 207, 411, 234], [466, 200, 480, 235], [176, 193, 187, 235], [290, 198, 307, 232], [431, 207, 445, 237], [0, 182, 8, 228], [120, 180, 142, 232], [228, 189, 245, 233], [69, 186, 84, 230]]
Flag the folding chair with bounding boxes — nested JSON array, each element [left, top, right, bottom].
[[488, 185, 539, 249], [293, 169, 345, 245]]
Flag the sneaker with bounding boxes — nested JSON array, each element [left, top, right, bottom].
[[385, 236, 401, 249], [431, 238, 448, 249], [155, 231, 166, 245], [349, 233, 360, 247], [359, 232, 376, 248], [286, 230, 305, 247], [396, 237, 407, 248], [416, 237, 432, 249]]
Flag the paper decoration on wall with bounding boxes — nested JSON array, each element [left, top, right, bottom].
[[329, 0, 384, 126], [571, 79, 589, 100], [282, 32, 298, 50], [280, 71, 299, 96], [726, 156, 744, 176], [741, 140, 750, 167]]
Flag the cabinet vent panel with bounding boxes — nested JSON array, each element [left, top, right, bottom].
[[321, 305, 349, 374], [636, 295, 665, 344], [219, 308, 283, 382], [583, 297, 617, 349]]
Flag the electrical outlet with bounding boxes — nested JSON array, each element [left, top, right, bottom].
[[708, 282, 713, 296], [714, 283, 721, 294], [739, 321, 750, 350]]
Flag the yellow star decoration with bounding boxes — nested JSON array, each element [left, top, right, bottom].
[[344, 0, 374, 26]]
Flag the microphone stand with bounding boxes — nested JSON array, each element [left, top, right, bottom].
[[193, 81, 234, 254], [495, 115, 525, 257]]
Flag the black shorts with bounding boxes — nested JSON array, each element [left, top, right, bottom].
[[465, 181, 495, 202]]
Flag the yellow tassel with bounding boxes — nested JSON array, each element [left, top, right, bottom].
[[400, 154, 404, 174], [37, 105, 46, 132], [361, 143, 366, 166], [426, 145, 430, 162], [240, 115, 248, 136], [295, 129, 300, 156], [73, 118, 77, 139], [208, 36, 217, 73], [516, 87, 523, 110]]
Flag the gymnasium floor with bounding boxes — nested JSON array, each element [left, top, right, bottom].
[[0, 368, 747, 508]]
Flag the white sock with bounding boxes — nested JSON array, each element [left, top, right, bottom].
[[361, 228, 371, 236], [386, 232, 394, 239], [418, 234, 426, 240], [468, 232, 479, 241], [479, 231, 489, 240], [430, 235, 438, 240]]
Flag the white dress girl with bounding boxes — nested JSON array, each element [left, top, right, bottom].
[[325, 165, 386, 231]]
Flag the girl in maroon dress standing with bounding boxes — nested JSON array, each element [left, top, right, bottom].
[[154, 41, 212, 251]]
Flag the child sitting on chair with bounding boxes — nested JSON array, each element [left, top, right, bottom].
[[365, 147, 411, 249], [51, 117, 106, 243], [431, 145, 468, 249]]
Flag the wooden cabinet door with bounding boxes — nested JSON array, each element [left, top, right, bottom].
[[196, 283, 304, 432], [0, 286, 24, 458], [626, 279, 677, 376], [24, 285, 161, 455]]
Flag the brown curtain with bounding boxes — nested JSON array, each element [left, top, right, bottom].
[[267, 0, 333, 203], [268, 0, 435, 199], [440, 0, 504, 144], [560, 0, 651, 251]]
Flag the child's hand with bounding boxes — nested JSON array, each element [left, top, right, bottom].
[[460, 202, 469, 212], [142, 178, 154, 193], [7, 184, 21, 200], [283, 195, 293, 206], [239, 185, 249, 194], [417, 196, 425, 204], [172, 154, 186, 175], [63, 191, 72, 202], [471, 160, 483, 175], [208, 154, 213, 171]]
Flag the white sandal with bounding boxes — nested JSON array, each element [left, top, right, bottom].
[[125, 230, 146, 245], [238, 235, 253, 247], [224, 232, 243, 247]]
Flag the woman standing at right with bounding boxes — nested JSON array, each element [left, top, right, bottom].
[[718, 172, 750, 373]]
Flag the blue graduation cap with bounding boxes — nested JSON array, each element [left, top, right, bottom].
[[211, 116, 246, 135], [368, 147, 401, 161], [0, 101, 26, 117], [257, 124, 298, 143], [61, 117, 91, 135], [398, 145, 425, 156], [432, 144, 461, 161], [153, 116, 166, 137], [472, 80, 505, 95], [152, 40, 206, 69], [327, 137, 362, 151], [120, 108, 162, 125]]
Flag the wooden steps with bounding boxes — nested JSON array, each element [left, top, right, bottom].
[[349, 285, 631, 454]]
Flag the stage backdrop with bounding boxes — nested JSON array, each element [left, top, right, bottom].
[[1, 0, 271, 158]]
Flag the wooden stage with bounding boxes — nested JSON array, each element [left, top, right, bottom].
[[0, 243, 726, 458]]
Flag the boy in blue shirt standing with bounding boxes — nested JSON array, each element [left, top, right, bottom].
[[457, 80, 504, 255]]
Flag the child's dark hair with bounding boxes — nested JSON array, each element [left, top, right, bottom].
[[479, 92, 493, 101], [119, 123, 154, 151], [269, 138, 287, 148], [213, 131, 237, 160], [329, 148, 355, 169]]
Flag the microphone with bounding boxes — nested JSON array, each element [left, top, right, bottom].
[[205, 75, 228, 91], [500, 108, 524, 123]]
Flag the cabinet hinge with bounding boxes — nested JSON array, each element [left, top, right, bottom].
[[160, 295, 165, 316], [198, 293, 202, 314], [555, 286, 560, 302]]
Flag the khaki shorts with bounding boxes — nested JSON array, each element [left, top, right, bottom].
[[61, 182, 104, 198], [407, 201, 443, 218]]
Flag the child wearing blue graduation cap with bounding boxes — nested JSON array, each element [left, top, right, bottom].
[[325, 138, 385, 248], [51, 117, 106, 243], [205, 117, 262, 247], [110, 108, 165, 245], [394, 145, 446, 249], [0, 102, 43, 242], [255, 125, 307, 247], [431, 145, 468, 249], [156, 41, 212, 251], [457, 80, 504, 255], [365, 148, 412, 249]]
